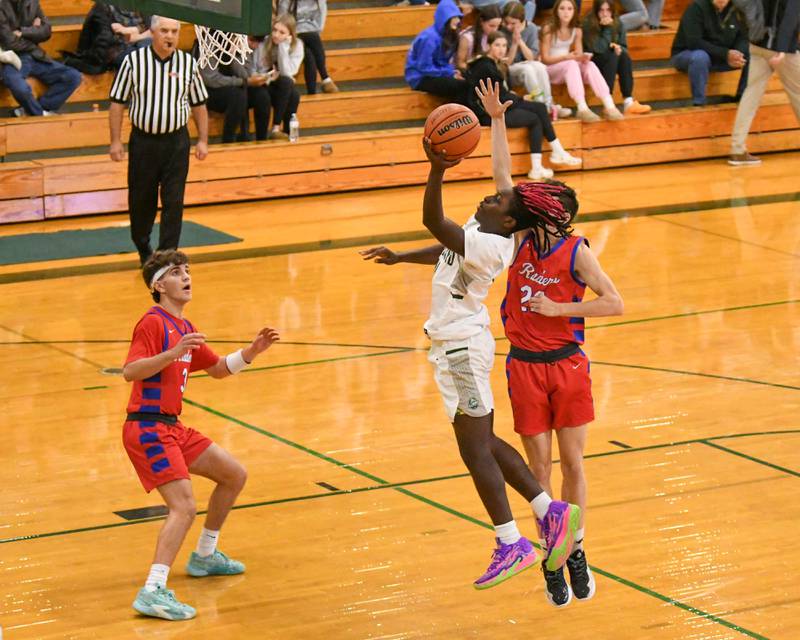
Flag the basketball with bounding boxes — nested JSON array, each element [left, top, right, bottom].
[[424, 103, 481, 162]]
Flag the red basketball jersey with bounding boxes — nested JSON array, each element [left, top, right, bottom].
[[125, 306, 219, 416], [501, 234, 589, 351]]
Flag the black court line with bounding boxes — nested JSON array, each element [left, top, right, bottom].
[[608, 440, 632, 449], [1, 189, 798, 286], [315, 482, 340, 492], [701, 440, 800, 478], [0, 324, 105, 369]]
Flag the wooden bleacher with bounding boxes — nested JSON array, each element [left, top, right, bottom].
[[0, 0, 797, 225]]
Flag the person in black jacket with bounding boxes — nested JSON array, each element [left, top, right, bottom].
[[670, 0, 750, 105], [66, 2, 151, 74], [466, 31, 581, 180], [729, 0, 800, 164], [0, 0, 81, 115]]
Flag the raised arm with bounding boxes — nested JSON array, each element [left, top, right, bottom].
[[203, 327, 280, 379], [475, 79, 513, 192], [421, 138, 465, 255]]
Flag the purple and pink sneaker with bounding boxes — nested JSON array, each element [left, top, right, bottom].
[[473, 536, 540, 590], [539, 501, 582, 572]]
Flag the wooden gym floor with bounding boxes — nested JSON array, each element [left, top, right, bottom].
[[1, 153, 798, 639]]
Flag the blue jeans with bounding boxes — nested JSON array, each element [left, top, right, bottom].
[[0, 53, 81, 115], [671, 49, 749, 106]]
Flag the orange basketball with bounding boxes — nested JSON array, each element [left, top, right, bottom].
[[424, 103, 481, 162]]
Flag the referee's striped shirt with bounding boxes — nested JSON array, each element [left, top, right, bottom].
[[109, 46, 208, 134]]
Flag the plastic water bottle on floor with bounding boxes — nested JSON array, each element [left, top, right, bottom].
[[289, 114, 299, 143]]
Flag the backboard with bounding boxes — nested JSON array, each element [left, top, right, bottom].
[[102, 0, 271, 35]]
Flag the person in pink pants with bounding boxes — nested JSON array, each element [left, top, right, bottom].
[[541, 0, 624, 122]]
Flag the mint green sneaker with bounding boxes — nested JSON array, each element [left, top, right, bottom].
[[132, 586, 196, 620], [186, 550, 245, 577]]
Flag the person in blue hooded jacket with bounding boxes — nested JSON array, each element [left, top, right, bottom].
[[405, 0, 467, 102]]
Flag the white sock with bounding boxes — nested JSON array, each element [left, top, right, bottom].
[[144, 563, 170, 592], [196, 527, 219, 558], [574, 527, 585, 551], [531, 492, 553, 519], [322, 77, 333, 83], [601, 95, 617, 111], [530, 153, 543, 171], [576, 99, 590, 112], [623, 96, 634, 107], [495, 520, 522, 545], [550, 138, 566, 156]]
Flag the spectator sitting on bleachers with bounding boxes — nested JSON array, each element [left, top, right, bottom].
[[0, 0, 81, 116], [466, 31, 582, 179], [583, 0, 651, 113], [670, 0, 749, 106], [541, 0, 624, 121], [277, 0, 337, 94], [501, 1, 572, 118], [241, 35, 279, 142], [527, 0, 583, 20], [456, 4, 502, 73], [64, 3, 151, 74], [405, 0, 467, 102], [196, 41, 249, 143], [252, 14, 303, 140]]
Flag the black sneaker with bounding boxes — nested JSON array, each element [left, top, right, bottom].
[[542, 565, 572, 607], [566, 549, 596, 600]]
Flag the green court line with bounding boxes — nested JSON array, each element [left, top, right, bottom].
[[4, 428, 798, 546], [701, 440, 800, 478], [591, 360, 800, 392], [171, 399, 775, 640], [2, 189, 798, 285], [191, 348, 414, 379], [654, 216, 800, 258]]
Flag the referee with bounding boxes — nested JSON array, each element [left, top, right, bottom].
[[109, 15, 209, 266]]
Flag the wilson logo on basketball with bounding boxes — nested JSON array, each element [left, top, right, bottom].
[[436, 116, 474, 137]]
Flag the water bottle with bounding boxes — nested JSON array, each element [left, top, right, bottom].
[[289, 114, 299, 143]]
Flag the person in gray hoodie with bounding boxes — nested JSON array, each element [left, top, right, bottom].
[[277, 0, 337, 94], [728, 0, 800, 164]]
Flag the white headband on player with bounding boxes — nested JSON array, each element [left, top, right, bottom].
[[149, 264, 175, 291]]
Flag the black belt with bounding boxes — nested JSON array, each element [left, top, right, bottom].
[[508, 343, 580, 364], [131, 125, 188, 138], [127, 412, 178, 425]]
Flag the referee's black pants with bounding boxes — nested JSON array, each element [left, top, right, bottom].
[[128, 127, 190, 264]]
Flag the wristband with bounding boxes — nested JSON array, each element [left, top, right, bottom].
[[225, 349, 250, 374]]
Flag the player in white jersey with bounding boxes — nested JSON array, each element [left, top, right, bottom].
[[361, 82, 581, 589]]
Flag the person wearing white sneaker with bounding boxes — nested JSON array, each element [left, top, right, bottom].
[[541, 0, 623, 123], [466, 35, 581, 182]]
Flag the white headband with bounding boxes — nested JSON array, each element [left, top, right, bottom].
[[149, 264, 174, 291]]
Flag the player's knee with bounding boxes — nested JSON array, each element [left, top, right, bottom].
[[560, 456, 584, 483], [233, 463, 247, 490], [173, 496, 197, 521], [530, 459, 552, 485]]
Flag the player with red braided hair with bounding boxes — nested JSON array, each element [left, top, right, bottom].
[[475, 77, 625, 606], [361, 80, 584, 592]]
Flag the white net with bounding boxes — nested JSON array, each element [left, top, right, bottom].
[[194, 25, 251, 69]]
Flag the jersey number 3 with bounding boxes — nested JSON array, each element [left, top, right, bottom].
[[180, 367, 188, 393]]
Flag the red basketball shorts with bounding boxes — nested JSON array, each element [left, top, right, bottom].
[[123, 418, 213, 492], [505, 350, 595, 437]]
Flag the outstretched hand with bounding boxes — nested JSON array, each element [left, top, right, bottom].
[[475, 79, 513, 119], [248, 327, 280, 357], [422, 136, 461, 171], [359, 246, 399, 265]]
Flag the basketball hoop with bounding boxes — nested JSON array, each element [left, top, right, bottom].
[[194, 25, 251, 69]]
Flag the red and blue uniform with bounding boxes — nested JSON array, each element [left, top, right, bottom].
[[123, 306, 220, 492], [501, 234, 595, 436]]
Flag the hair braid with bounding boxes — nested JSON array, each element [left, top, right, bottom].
[[511, 180, 577, 255]]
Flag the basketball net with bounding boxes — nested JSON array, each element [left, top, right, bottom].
[[194, 25, 251, 69]]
